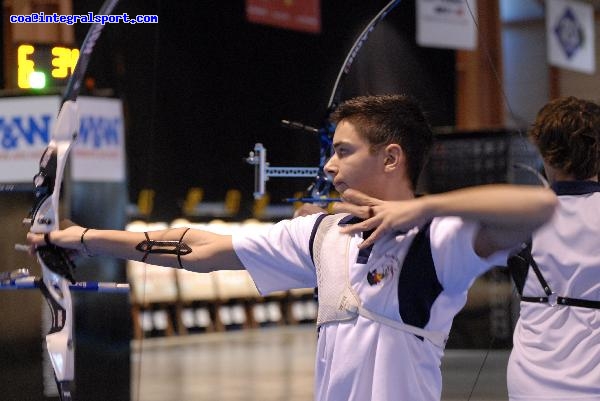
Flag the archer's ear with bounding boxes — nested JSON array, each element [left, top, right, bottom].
[[382, 144, 404, 172]]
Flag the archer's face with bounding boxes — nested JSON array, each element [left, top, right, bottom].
[[324, 120, 385, 197]]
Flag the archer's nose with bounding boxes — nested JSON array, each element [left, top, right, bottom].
[[324, 154, 337, 177]]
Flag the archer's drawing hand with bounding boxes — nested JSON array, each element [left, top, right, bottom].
[[332, 189, 429, 249]]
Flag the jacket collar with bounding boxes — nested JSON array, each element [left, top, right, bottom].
[[551, 180, 600, 196]]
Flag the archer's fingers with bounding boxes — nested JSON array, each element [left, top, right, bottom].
[[26, 232, 44, 246], [338, 215, 380, 235], [26, 232, 58, 249], [357, 226, 387, 249], [333, 202, 375, 219], [340, 188, 377, 205], [25, 233, 45, 256]]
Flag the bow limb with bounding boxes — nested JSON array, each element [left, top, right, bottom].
[[24, 1, 120, 399], [326, 0, 403, 111], [313, 0, 404, 200]]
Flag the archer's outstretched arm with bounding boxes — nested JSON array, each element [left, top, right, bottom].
[[27, 225, 244, 273]]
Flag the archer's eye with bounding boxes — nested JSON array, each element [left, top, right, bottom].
[[336, 148, 348, 157]]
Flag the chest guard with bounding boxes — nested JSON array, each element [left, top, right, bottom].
[[312, 214, 448, 348]]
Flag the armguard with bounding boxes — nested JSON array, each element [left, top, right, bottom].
[[135, 228, 192, 269]]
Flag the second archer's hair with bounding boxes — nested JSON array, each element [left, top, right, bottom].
[[529, 96, 600, 180]]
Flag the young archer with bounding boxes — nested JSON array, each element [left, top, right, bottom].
[[29, 95, 556, 401]]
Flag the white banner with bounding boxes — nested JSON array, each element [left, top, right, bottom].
[[73, 96, 126, 182], [416, 0, 477, 50], [0, 96, 60, 183], [546, 0, 595, 74], [0, 95, 125, 183]]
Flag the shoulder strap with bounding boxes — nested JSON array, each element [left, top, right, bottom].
[[309, 213, 339, 266], [506, 239, 533, 296], [507, 240, 551, 296], [508, 241, 600, 309], [521, 242, 554, 296], [309, 213, 330, 266]]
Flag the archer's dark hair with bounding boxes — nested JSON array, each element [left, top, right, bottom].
[[330, 94, 433, 189], [529, 96, 600, 180]]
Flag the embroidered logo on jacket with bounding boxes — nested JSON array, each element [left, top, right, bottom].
[[366, 254, 399, 286], [367, 269, 386, 285]]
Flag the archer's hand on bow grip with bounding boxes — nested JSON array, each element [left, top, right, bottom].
[[28, 224, 87, 253]]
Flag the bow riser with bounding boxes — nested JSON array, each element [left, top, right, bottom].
[[29, 101, 79, 234]]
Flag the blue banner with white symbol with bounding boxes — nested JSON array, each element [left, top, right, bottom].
[[546, 0, 595, 74]]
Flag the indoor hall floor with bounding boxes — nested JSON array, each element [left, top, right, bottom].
[[132, 325, 510, 401]]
